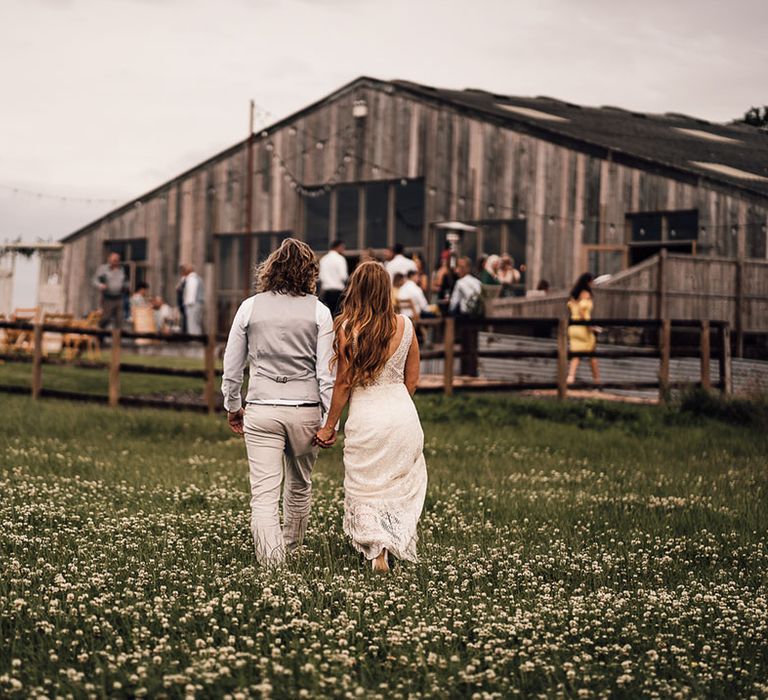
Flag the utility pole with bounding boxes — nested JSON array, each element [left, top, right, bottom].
[[243, 100, 255, 298]]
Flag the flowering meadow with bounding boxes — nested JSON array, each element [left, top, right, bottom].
[[1, 393, 767, 699]]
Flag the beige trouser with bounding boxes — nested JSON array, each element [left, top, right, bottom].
[[243, 404, 322, 564]]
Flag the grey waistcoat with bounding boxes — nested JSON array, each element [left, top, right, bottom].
[[245, 292, 320, 403]]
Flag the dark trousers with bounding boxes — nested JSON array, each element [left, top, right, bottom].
[[321, 289, 344, 316], [99, 296, 124, 329]]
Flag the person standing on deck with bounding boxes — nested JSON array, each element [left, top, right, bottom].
[[92, 252, 128, 329], [180, 264, 205, 335], [318, 239, 348, 315]]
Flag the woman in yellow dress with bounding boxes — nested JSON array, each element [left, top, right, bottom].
[[566, 272, 601, 386]]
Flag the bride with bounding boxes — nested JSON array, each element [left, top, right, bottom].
[[313, 261, 428, 573]]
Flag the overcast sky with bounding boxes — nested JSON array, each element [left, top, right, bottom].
[[1, 0, 766, 304]]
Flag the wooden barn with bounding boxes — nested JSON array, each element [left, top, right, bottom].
[[60, 76, 768, 335]]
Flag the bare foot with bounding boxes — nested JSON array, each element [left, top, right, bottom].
[[371, 549, 390, 574]]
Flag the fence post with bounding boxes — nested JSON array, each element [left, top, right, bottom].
[[556, 317, 568, 400], [719, 324, 732, 395], [204, 332, 216, 414], [108, 327, 121, 408], [658, 319, 671, 403], [699, 320, 711, 390], [442, 316, 455, 396], [31, 322, 43, 400]]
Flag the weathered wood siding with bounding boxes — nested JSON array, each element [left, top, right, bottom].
[[62, 81, 768, 317]]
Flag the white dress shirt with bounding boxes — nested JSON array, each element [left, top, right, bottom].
[[385, 254, 418, 280], [397, 279, 429, 318], [449, 274, 483, 314], [221, 296, 335, 416], [318, 250, 349, 292]]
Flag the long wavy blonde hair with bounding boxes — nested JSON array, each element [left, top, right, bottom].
[[333, 261, 397, 388], [256, 238, 318, 295]]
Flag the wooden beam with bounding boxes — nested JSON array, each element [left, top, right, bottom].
[[556, 316, 568, 400], [699, 320, 711, 390], [656, 248, 668, 320], [108, 328, 121, 408], [31, 322, 43, 400], [735, 257, 744, 358], [658, 318, 671, 402], [442, 316, 455, 396]]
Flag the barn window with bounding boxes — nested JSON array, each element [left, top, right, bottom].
[[103, 238, 147, 292], [304, 190, 331, 250], [364, 181, 389, 249], [625, 209, 699, 265], [335, 185, 359, 248], [395, 179, 424, 248]]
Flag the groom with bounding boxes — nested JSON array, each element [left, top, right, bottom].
[[221, 238, 335, 564]]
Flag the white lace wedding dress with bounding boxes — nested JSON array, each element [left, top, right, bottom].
[[342, 316, 428, 562]]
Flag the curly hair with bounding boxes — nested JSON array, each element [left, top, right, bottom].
[[255, 238, 318, 296], [333, 261, 397, 388]]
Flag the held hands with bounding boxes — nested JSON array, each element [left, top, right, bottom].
[[227, 409, 244, 436], [312, 425, 337, 449]]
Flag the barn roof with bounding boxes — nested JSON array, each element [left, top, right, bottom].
[[60, 76, 768, 243], [389, 78, 768, 198]]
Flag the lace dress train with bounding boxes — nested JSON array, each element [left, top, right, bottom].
[[342, 317, 428, 562]]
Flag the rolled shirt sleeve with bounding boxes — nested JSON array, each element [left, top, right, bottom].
[[315, 301, 336, 418], [221, 298, 252, 412]]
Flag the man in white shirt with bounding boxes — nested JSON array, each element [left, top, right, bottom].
[[385, 243, 418, 281], [151, 296, 174, 334], [180, 264, 205, 335], [221, 238, 335, 565], [449, 257, 483, 316], [397, 270, 430, 319], [318, 239, 348, 315]]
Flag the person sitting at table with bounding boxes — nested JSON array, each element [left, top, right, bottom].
[[397, 269, 431, 319], [151, 296, 174, 334]]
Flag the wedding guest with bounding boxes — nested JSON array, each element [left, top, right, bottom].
[[497, 254, 520, 295], [566, 272, 601, 386], [359, 248, 379, 264], [431, 252, 456, 305], [412, 253, 430, 294], [92, 252, 128, 329], [180, 264, 205, 335], [480, 254, 501, 285], [526, 279, 550, 298], [130, 282, 150, 312], [175, 266, 187, 333], [392, 272, 406, 309], [397, 270, 431, 319], [318, 239, 348, 315], [449, 257, 482, 317], [151, 296, 174, 334], [385, 243, 417, 280]]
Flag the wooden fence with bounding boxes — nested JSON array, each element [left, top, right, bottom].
[[420, 316, 731, 400], [489, 251, 768, 356], [0, 319, 219, 412], [0, 316, 732, 410]]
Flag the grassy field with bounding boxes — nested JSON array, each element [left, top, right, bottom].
[[0, 353, 208, 398], [1, 393, 766, 698]]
